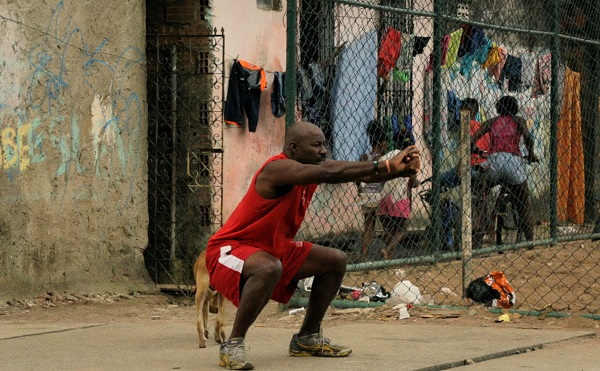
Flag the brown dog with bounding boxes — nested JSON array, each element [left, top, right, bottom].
[[194, 250, 226, 348]]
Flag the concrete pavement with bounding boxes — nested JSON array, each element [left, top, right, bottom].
[[0, 320, 597, 370]]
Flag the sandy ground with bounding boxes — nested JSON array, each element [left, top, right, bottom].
[[1, 291, 598, 338]]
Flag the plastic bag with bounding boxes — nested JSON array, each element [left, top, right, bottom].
[[465, 271, 515, 308], [360, 281, 391, 302]]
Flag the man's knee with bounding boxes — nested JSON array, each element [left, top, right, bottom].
[[260, 259, 283, 282], [329, 249, 348, 273], [245, 253, 283, 283]]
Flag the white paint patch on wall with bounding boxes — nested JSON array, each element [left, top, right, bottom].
[[91, 93, 116, 163], [0, 15, 31, 109]]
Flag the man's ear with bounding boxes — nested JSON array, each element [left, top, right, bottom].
[[289, 142, 298, 153]]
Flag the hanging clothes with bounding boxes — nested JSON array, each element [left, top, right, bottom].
[[481, 44, 508, 82], [459, 25, 486, 58], [331, 31, 378, 161], [426, 34, 450, 71], [224, 59, 267, 132], [413, 36, 430, 56], [447, 90, 461, 131], [403, 114, 416, 146], [499, 54, 522, 92], [460, 37, 492, 78], [271, 71, 286, 118], [532, 53, 552, 97], [308, 63, 328, 125], [296, 63, 329, 126], [444, 28, 463, 68], [474, 38, 493, 64], [458, 24, 473, 58], [377, 27, 402, 79], [520, 52, 536, 89], [398, 33, 414, 68], [557, 67, 585, 225]]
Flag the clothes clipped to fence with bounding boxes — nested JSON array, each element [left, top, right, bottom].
[[428, 24, 564, 96], [297, 63, 329, 127], [557, 67, 585, 225], [377, 26, 402, 79], [443, 28, 463, 68]]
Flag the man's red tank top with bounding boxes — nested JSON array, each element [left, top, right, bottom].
[[489, 115, 522, 156], [207, 153, 318, 259]]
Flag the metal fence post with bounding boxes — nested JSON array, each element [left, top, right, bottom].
[[285, 0, 297, 127], [430, 0, 444, 257], [460, 108, 472, 293], [549, 0, 560, 244]]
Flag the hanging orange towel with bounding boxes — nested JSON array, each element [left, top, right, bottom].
[[557, 67, 585, 224]]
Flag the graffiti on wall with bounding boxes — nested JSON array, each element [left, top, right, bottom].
[[0, 1, 143, 204]]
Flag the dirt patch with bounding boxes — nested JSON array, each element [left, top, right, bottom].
[[344, 239, 600, 314], [1, 291, 598, 340]]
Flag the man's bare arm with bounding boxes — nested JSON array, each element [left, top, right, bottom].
[[257, 146, 421, 198]]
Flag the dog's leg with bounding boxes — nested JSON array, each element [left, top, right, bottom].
[[195, 284, 208, 348], [194, 252, 209, 348], [212, 290, 226, 344], [202, 292, 210, 340]]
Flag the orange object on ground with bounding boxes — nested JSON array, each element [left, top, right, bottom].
[[484, 271, 516, 309]]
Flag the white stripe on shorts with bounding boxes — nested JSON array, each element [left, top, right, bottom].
[[218, 245, 244, 273]]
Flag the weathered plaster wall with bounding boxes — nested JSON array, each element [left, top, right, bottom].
[[0, 0, 154, 301], [211, 1, 288, 221], [211, 1, 364, 238]]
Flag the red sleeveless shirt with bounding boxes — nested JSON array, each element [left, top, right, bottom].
[[207, 153, 318, 259]]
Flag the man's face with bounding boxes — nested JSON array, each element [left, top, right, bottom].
[[292, 127, 327, 165]]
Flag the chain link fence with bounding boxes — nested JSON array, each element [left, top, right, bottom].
[[288, 0, 600, 316]]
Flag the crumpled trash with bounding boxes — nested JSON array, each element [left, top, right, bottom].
[[289, 307, 305, 316], [297, 276, 314, 292], [357, 281, 391, 302], [393, 303, 411, 319], [391, 280, 423, 304], [495, 313, 511, 322], [465, 271, 516, 308]]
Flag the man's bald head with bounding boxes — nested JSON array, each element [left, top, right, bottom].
[[284, 121, 323, 147], [283, 121, 327, 163]]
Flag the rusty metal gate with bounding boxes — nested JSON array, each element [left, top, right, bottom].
[[145, 31, 225, 288]]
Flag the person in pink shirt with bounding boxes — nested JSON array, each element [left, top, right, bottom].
[[471, 96, 538, 241]]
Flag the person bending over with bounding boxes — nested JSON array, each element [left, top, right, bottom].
[[205, 121, 421, 370]]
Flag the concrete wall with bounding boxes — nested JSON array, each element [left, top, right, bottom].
[[0, 0, 153, 301]]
